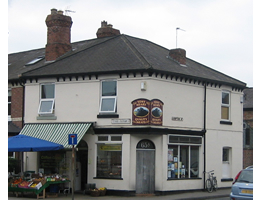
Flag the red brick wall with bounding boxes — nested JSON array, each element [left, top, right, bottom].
[[243, 149, 253, 169], [10, 86, 24, 128], [45, 12, 72, 61]]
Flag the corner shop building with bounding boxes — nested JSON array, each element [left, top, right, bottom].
[[11, 9, 246, 195]]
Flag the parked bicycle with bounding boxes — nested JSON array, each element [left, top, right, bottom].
[[204, 170, 218, 192]]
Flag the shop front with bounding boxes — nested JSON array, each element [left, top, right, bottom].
[[38, 140, 88, 191], [17, 122, 92, 191], [88, 128, 205, 195]]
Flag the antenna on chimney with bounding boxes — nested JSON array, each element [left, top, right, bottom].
[[65, 6, 76, 16], [176, 27, 185, 48], [65, 10, 76, 16]]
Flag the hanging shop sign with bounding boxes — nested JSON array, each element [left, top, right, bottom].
[[132, 98, 163, 126], [132, 98, 150, 125], [150, 99, 163, 125]]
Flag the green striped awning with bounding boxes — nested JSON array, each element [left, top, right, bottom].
[[19, 123, 92, 149]]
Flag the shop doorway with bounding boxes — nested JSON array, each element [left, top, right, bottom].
[[136, 139, 155, 194], [76, 140, 88, 190]]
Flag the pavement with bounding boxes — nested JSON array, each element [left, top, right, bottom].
[[8, 188, 231, 200]]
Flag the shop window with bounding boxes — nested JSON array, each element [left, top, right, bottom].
[[39, 151, 66, 174], [98, 136, 108, 141], [96, 135, 122, 179], [38, 83, 55, 115], [168, 135, 201, 179], [99, 80, 117, 113], [111, 136, 122, 141], [169, 135, 202, 144], [97, 135, 122, 142], [221, 91, 230, 120], [96, 144, 122, 178]]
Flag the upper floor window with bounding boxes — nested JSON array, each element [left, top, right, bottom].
[[221, 91, 230, 120], [38, 83, 55, 115], [243, 122, 253, 148], [99, 80, 117, 113]]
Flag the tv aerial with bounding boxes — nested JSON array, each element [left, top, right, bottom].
[[176, 27, 186, 48], [65, 6, 76, 16]]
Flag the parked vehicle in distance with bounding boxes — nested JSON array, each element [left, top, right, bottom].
[[230, 166, 253, 200]]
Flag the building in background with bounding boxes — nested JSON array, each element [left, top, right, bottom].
[[243, 87, 253, 168]]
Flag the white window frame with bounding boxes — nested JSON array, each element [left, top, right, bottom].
[[99, 80, 117, 113], [96, 135, 123, 178], [96, 135, 122, 143], [38, 83, 55, 115], [38, 99, 55, 114], [168, 134, 202, 146], [167, 135, 201, 179], [99, 96, 117, 113], [221, 91, 230, 121]]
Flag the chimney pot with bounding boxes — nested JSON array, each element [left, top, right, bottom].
[[101, 21, 107, 28], [51, 8, 57, 15], [169, 48, 186, 66], [57, 10, 64, 15]]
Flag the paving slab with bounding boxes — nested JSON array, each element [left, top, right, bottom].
[[8, 188, 231, 200]]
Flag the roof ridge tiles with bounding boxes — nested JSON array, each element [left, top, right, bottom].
[[120, 34, 152, 69]]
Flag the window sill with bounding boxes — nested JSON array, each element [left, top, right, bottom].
[[220, 121, 232, 125], [97, 114, 119, 118], [221, 178, 233, 182], [93, 177, 123, 180], [167, 177, 202, 180], [37, 115, 57, 120]]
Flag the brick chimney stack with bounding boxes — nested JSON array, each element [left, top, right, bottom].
[[45, 8, 73, 61], [96, 21, 120, 38], [169, 48, 186, 66]]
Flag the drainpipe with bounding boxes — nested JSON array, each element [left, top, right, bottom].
[[203, 83, 207, 190], [19, 80, 25, 174]]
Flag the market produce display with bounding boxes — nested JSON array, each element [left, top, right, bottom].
[[90, 187, 107, 196], [9, 174, 69, 190]]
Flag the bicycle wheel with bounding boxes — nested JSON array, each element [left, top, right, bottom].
[[205, 179, 213, 193], [213, 178, 218, 191]]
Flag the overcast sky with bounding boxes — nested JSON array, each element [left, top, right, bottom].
[[8, 0, 253, 87]]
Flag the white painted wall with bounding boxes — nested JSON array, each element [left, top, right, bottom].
[[23, 74, 243, 191], [24, 75, 206, 131]]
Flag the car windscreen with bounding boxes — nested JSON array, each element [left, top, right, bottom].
[[237, 170, 253, 183]]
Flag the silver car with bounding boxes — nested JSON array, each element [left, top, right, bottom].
[[230, 166, 253, 200]]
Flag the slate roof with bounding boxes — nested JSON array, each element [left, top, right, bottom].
[[9, 34, 246, 88], [243, 87, 253, 109]]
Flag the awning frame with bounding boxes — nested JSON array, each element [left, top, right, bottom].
[[19, 122, 93, 149]]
